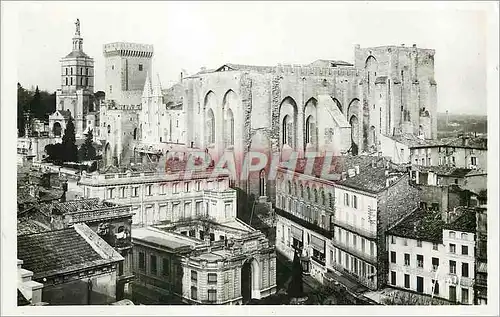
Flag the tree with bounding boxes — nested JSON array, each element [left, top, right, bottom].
[[287, 249, 304, 298], [45, 143, 64, 164], [30, 86, 42, 119], [78, 130, 97, 161], [17, 83, 33, 136], [61, 118, 78, 162]]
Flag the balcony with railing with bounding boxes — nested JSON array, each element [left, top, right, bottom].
[[331, 218, 377, 240], [331, 237, 377, 265], [275, 208, 332, 239]]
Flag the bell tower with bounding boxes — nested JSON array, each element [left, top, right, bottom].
[[52, 18, 95, 138]]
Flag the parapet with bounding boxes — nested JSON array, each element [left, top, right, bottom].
[[103, 42, 154, 58]]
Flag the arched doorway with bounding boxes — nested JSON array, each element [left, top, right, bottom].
[[133, 128, 138, 140], [241, 258, 260, 303], [53, 122, 62, 137]]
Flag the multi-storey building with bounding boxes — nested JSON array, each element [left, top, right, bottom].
[[386, 207, 477, 304], [131, 219, 276, 304], [50, 19, 96, 138], [78, 158, 237, 227], [275, 155, 420, 292], [409, 135, 487, 171]]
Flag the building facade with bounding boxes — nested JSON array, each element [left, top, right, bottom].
[[474, 206, 487, 305], [78, 159, 237, 227], [274, 156, 420, 292], [171, 44, 438, 199], [387, 208, 476, 304], [410, 136, 487, 171], [131, 219, 276, 304]]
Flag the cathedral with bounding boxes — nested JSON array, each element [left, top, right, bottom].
[[49, 19, 96, 138]]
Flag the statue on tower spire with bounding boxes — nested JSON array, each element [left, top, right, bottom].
[[75, 18, 80, 36]]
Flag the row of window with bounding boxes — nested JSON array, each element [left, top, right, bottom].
[[278, 196, 328, 228], [331, 247, 376, 283], [64, 77, 90, 86], [389, 272, 469, 304], [105, 180, 217, 199], [336, 227, 375, 257], [448, 231, 469, 240], [138, 252, 170, 276], [65, 67, 90, 76], [390, 252, 471, 277], [283, 180, 335, 208], [343, 193, 358, 209], [390, 236, 438, 249]]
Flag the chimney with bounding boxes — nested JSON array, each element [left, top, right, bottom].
[[386, 179, 390, 187], [385, 170, 389, 177], [401, 44, 405, 47], [412, 44, 417, 48], [371, 160, 376, 168], [200, 66, 207, 72], [354, 165, 360, 175], [341, 172, 347, 180]]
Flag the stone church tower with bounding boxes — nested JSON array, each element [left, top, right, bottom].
[[54, 19, 95, 138]]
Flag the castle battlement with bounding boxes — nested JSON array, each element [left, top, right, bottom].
[[275, 65, 359, 77], [103, 42, 154, 58]]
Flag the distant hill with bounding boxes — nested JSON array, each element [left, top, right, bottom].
[[437, 112, 488, 138]]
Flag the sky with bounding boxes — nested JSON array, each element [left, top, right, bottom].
[[12, 1, 495, 115]]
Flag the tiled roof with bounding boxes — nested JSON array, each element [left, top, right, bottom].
[[413, 165, 472, 177], [410, 136, 487, 150], [42, 198, 102, 215], [64, 50, 90, 59], [17, 224, 122, 280], [17, 219, 50, 236], [38, 188, 64, 202], [387, 209, 445, 243], [444, 207, 476, 233], [281, 155, 405, 193], [18, 289, 30, 306], [386, 133, 429, 147]]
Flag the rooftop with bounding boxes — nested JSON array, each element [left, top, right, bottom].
[[280, 155, 406, 194], [63, 50, 90, 59], [132, 226, 200, 251], [412, 165, 472, 177], [443, 207, 477, 233], [17, 224, 123, 279], [385, 133, 430, 148], [387, 208, 445, 243], [17, 219, 50, 236], [409, 136, 487, 150]]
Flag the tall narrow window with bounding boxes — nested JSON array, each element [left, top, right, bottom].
[[150, 255, 157, 275]]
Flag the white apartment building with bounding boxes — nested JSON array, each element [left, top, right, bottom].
[[78, 161, 236, 226], [275, 155, 420, 291], [387, 208, 476, 304]]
